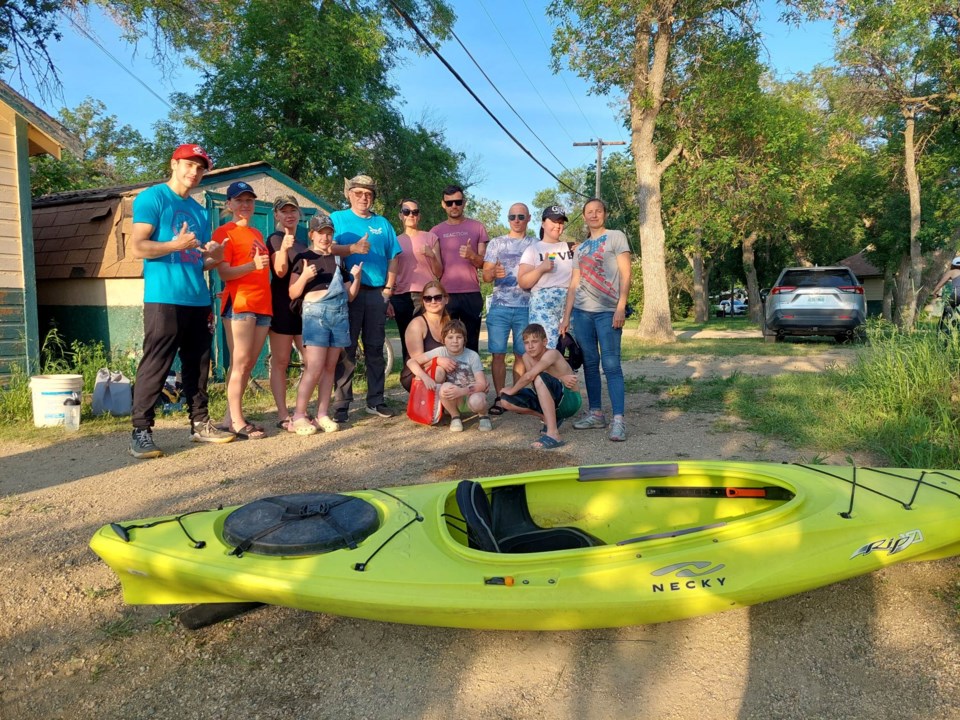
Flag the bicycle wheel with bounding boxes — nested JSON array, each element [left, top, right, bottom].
[[355, 338, 395, 383]]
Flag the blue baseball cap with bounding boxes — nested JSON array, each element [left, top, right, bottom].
[[226, 181, 257, 200]]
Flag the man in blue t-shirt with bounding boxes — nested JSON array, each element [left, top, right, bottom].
[[330, 174, 401, 422], [128, 144, 236, 459]]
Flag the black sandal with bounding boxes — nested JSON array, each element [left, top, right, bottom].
[[488, 398, 505, 416]]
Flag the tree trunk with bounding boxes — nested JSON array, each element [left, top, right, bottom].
[[882, 264, 895, 322], [898, 111, 923, 328], [687, 250, 709, 323], [630, 15, 678, 344], [893, 253, 912, 326], [741, 230, 761, 323]]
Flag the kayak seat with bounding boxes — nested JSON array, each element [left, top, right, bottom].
[[457, 481, 602, 554]]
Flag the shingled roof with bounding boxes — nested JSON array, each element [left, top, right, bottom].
[[839, 249, 882, 279], [32, 192, 140, 280]]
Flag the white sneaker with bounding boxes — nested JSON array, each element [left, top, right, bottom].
[[478, 416, 492, 432], [449, 418, 463, 432]]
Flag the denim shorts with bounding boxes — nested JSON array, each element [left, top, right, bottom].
[[302, 299, 350, 348], [222, 297, 271, 326], [485, 304, 529, 355]]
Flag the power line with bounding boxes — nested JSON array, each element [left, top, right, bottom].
[[517, 0, 631, 147], [474, 0, 576, 144], [518, 0, 599, 138], [385, 0, 587, 198], [61, 11, 174, 111], [448, 27, 573, 174]]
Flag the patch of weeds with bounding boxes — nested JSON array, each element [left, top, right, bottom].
[[151, 611, 179, 633], [658, 375, 742, 413], [98, 616, 136, 640], [623, 376, 670, 394], [83, 586, 115, 600], [218, 477, 236, 486], [744, 437, 770, 454], [797, 452, 830, 465], [28, 503, 55, 514], [710, 419, 742, 433]]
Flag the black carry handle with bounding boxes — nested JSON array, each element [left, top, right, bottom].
[[646, 486, 794, 501]]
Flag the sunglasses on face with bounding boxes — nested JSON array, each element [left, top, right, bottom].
[[422, 294, 445, 303], [508, 214, 527, 221], [400, 208, 420, 216], [443, 199, 464, 207]]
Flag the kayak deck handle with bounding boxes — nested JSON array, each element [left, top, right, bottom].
[[579, 464, 679, 482]]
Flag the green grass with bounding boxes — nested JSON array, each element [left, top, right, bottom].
[[653, 321, 960, 469]]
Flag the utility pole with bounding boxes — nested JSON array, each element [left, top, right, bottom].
[[573, 138, 626, 198]]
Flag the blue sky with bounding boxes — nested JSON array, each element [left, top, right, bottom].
[[7, 1, 837, 219]]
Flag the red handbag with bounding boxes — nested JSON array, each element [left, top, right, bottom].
[[406, 358, 441, 425]]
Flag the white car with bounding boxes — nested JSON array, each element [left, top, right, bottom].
[[718, 299, 747, 315]]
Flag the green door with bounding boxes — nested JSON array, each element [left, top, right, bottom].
[[207, 194, 314, 380]]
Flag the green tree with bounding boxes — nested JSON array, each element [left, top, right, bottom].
[[29, 97, 154, 195], [549, 0, 758, 343], [170, 0, 464, 215], [793, 0, 960, 326]]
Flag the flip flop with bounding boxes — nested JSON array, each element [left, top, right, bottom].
[[531, 435, 565, 450], [488, 401, 505, 416], [234, 423, 267, 440], [538, 417, 566, 435]]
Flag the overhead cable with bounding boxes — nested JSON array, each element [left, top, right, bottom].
[[474, 0, 575, 143], [448, 27, 573, 174], [62, 10, 174, 111], [384, 0, 587, 198]]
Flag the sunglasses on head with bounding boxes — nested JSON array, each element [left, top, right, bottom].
[[443, 199, 464, 207], [422, 294, 445, 303], [508, 214, 527, 221], [400, 207, 420, 216]]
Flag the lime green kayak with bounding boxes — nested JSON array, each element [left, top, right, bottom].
[[89, 461, 960, 630]]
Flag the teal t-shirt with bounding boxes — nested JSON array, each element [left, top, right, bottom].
[[133, 183, 212, 307], [331, 209, 401, 288]]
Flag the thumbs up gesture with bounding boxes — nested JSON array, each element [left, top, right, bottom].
[[281, 225, 296, 251], [252, 248, 268, 270], [351, 234, 370, 254], [174, 221, 199, 250], [494, 259, 506, 279]]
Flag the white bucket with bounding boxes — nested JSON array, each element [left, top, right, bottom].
[[29, 374, 84, 428]]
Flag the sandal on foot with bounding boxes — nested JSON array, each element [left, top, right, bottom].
[[290, 417, 317, 436], [316, 416, 339, 433], [488, 401, 505, 416], [277, 418, 294, 432], [234, 423, 267, 440], [531, 435, 565, 450]]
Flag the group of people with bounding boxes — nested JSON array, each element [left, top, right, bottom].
[[126, 143, 632, 458]]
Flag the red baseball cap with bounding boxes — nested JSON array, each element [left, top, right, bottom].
[[171, 144, 213, 170]]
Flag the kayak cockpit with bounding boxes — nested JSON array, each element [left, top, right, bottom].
[[442, 463, 797, 553]]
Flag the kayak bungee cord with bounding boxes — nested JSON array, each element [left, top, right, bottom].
[[352, 488, 425, 572], [228, 496, 359, 558], [110, 508, 220, 549], [794, 464, 960, 517]]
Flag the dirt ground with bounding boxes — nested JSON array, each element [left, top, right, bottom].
[[1, 348, 958, 720]]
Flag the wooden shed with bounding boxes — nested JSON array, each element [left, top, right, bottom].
[[0, 81, 78, 381], [32, 162, 335, 376], [838, 249, 883, 317]]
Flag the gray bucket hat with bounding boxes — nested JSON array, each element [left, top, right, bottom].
[[343, 174, 377, 200]]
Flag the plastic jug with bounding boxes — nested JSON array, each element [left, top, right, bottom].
[[63, 393, 81, 432]]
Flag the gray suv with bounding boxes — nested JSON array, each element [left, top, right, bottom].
[[763, 266, 866, 343]]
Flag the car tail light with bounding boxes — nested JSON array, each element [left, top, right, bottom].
[[771, 286, 796, 295], [838, 286, 864, 294]]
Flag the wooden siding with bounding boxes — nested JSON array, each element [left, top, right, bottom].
[[0, 104, 23, 290], [0, 287, 26, 379]]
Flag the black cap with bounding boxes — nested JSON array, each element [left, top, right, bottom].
[[541, 205, 568, 222]]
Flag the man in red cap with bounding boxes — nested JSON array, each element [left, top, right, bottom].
[[127, 144, 235, 458]]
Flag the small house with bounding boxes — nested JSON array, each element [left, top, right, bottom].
[[0, 81, 78, 381], [32, 162, 335, 376], [838, 250, 883, 317]]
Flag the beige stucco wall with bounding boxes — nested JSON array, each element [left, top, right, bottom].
[[863, 277, 883, 304], [0, 104, 23, 290], [36, 278, 143, 306]]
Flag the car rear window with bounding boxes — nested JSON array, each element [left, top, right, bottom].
[[777, 269, 858, 288]]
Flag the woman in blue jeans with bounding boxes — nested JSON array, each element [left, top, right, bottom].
[[559, 198, 632, 442]]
